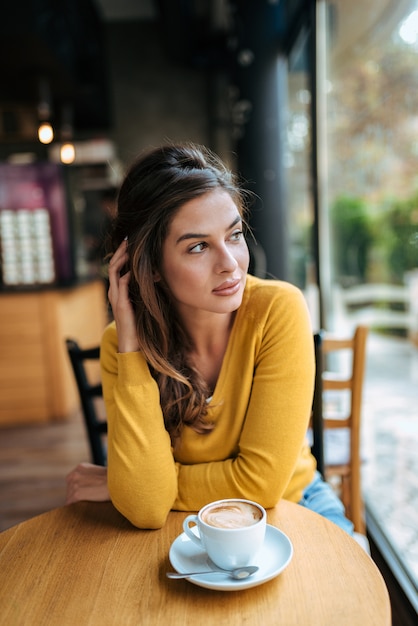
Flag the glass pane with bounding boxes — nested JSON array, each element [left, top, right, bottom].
[[285, 26, 319, 327], [322, 0, 418, 595]]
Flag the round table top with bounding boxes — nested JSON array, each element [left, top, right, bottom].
[[0, 499, 390, 625]]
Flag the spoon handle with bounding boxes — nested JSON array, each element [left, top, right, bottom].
[[166, 570, 224, 579]]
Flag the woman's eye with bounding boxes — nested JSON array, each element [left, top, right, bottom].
[[230, 230, 243, 241], [189, 242, 207, 253]]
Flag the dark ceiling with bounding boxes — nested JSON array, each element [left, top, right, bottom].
[[0, 0, 232, 136], [95, 0, 156, 21], [0, 1, 113, 132]]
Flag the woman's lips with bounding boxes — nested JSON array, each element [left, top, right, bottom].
[[212, 279, 241, 295]]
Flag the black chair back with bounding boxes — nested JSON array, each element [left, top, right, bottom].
[[311, 332, 325, 476], [66, 339, 107, 466]]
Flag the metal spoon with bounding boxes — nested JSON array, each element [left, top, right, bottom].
[[166, 565, 259, 580]]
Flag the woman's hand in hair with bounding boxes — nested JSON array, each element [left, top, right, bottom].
[[65, 462, 110, 504], [108, 239, 139, 353]]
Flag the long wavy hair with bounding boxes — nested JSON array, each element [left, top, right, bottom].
[[107, 143, 249, 444]]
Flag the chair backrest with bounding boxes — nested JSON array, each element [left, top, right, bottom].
[[311, 332, 325, 476], [321, 325, 368, 533], [66, 339, 107, 466]]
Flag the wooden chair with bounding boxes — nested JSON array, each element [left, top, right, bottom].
[[311, 325, 369, 534], [66, 339, 107, 466]]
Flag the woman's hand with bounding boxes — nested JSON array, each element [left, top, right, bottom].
[[65, 462, 110, 505], [107, 239, 139, 352]]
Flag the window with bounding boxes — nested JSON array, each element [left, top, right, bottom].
[[285, 23, 320, 328], [319, 0, 418, 607]]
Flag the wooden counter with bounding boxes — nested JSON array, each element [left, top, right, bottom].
[[0, 280, 108, 425]]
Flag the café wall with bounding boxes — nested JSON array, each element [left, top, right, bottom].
[[103, 19, 213, 169]]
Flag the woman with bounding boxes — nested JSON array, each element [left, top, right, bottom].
[[66, 142, 353, 534]]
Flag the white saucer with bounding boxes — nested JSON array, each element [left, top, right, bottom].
[[168, 524, 293, 591]]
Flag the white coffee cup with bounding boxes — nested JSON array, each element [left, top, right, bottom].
[[182, 498, 267, 570]]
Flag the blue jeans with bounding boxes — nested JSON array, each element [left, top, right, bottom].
[[298, 471, 354, 535]]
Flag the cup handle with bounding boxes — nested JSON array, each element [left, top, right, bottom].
[[183, 514, 203, 548]]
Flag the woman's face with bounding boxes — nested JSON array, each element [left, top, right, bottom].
[[159, 189, 250, 321]]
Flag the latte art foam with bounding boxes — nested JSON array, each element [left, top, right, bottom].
[[201, 501, 263, 529]]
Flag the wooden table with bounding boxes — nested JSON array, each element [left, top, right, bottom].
[[0, 500, 391, 625]]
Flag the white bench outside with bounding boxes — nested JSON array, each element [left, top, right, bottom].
[[337, 273, 418, 343]]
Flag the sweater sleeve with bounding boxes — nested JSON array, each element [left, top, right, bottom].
[[172, 283, 316, 510], [100, 324, 178, 529]]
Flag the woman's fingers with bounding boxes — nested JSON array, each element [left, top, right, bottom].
[[108, 239, 129, 276], [108, 240, 130, 304], [107, 241, 139, 352], [65, 463, 110, 505], [108, 270, 131, 307]]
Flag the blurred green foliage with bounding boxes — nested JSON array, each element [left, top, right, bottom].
[[331, 192, 418, 284], [382, 193, 418, 282], [331, 195, 373, 284]]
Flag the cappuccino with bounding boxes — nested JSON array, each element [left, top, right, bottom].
[[183, 498, 267, 569], [201, 500, 263, 529]]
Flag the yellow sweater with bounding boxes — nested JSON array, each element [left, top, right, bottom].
[[101, 275, 316, 528]]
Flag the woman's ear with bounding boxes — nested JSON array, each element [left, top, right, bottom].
[[153, 270, 161, 283]]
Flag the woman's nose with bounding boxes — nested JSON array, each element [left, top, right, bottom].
[[215, 245, 239, 272]]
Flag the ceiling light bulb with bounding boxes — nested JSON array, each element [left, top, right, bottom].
[[60, 143, 75, 164], [38, 122, 54, 144]]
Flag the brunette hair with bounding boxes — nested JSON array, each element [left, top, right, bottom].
[[107, 143, 248, 443]]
